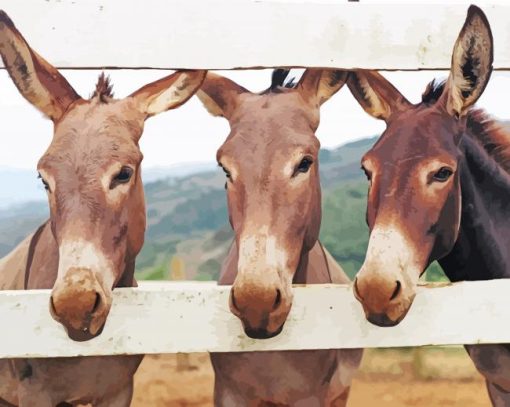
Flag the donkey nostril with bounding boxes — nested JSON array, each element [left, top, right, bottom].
[[354, 278, 364, 301], [390, 281, 402, 301], [50, 296, 57, 315], [230, 288, 240, 312], [273, 289, 282, 311], [91, 292, 102, 314]]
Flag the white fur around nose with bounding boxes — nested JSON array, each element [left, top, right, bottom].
[[363, 225, 420, 287], [57, 239, 114, 288], [238, 230, 289, 273]]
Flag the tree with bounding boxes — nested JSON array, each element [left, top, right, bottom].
[[170, 255, 186, 280]]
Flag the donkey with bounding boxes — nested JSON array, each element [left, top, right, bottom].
[[0, 10, 206, 406], [196, 70, 362, 406], [346, 5, 510, 405]]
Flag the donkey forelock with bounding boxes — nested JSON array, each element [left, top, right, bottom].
[[421, 79, 447, 105], [90, 72, 114, 103], [268, 68, 303, 92]]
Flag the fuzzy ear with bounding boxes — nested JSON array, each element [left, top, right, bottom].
[[0, 11, 81, 121], [130, 70, 206, 118], [196, 73, 249, 119], [296, 69, 348, 106], [347, 70, 411, 121], [443, 5, 493, 118]]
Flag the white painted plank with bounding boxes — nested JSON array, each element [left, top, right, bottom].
[[0, 1, 509, 70], [0, 280, 509, 358]]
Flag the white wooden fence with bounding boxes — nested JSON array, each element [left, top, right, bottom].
[[1, 280, 510, 358], [1, 1, 510, 70], [1, 0, 510, 358]]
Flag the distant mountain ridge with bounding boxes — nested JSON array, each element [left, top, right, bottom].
[[0, 137, 379, 280], [0, 162, 218, 210]]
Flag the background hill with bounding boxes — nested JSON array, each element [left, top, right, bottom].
[[0, 136, 444, 282]]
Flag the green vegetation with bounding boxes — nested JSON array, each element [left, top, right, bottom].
[[320, 181, 369, 279], [196, 258, 222, 281], [0, 137, 449, 283]]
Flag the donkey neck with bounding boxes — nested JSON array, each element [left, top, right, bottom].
[[439, 133, 510, 281], [293, 248, 311, 284], [293, 240, 332, 284]]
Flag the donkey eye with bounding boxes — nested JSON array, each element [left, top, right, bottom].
[[433, 167, 453, 182], [110, 166, 133, 189], [295, 157, 313, 175], [361, 166, 372, 181], [38, 173, 50, 192]]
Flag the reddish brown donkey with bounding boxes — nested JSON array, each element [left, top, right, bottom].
[[347, 6, 510, 406]]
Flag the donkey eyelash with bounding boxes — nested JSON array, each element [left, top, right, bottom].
[[38, 173, 50, 191], [292, 156, 314, 177], [218, 163, 232, 179], [361, 166, 372, 181]]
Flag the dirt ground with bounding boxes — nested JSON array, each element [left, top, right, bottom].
[[132, 347, 491, 406]]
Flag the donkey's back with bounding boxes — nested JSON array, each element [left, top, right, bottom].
[[0, 231, 34, 290]]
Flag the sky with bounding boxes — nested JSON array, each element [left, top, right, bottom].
[[2, 69, 510, 172], [1, 0, 509, 172]]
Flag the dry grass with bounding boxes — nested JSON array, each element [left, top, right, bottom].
[[132, 347, 491, 406]]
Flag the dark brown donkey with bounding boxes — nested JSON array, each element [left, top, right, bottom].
[[197, 70, 362, 406], [0, 11, 205, 406], [347, 6, 510, 406]]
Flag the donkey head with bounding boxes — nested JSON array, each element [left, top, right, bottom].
[[348, 6, 493, 326], [197, 69, 347, 337], [0, 10, 206, 339]]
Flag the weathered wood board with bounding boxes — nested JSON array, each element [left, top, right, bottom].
[[0, 1, 509, 70], [0, 280, 508, 358]]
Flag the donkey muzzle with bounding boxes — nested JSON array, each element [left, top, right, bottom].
[[229, 281, 291, 339], [50, 267, 111, 341], [353, 271, 416, 327]]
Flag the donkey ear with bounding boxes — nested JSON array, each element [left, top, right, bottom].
[[196, 72, 249, 119], [297, 69, 348, 106], [0, 11, 81, 121], [130, 70, 206, 118], [443, 5, 493, 118], [347, 70, 410, 121]]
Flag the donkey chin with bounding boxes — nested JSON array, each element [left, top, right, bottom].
[[50, 267, 112, 341], [363, 295, 416, 328]]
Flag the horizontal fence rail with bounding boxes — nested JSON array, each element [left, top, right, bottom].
[[0, 280, 509, 358], [0, 1, 510, 70]]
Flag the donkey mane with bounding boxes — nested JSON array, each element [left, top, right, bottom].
[[421, 78, 510, 174], [268, 69, 298, 92], [91, 72, 114, 102], [421, 79, 446, 105], [467, 109, 510, 174]]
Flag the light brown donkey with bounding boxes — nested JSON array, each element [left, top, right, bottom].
[[0, 11, 206, 406], [197, 70, 362, 406]]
